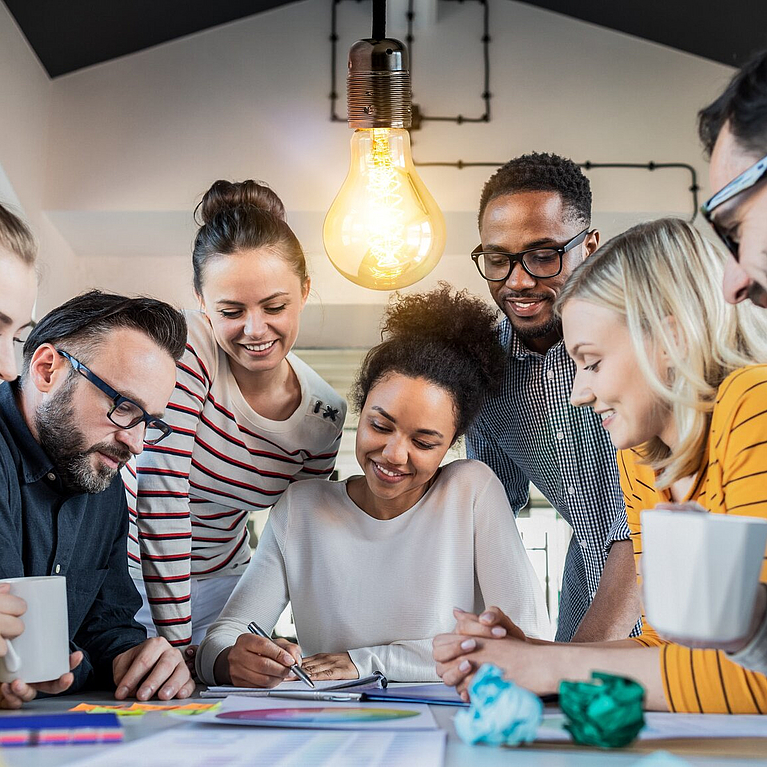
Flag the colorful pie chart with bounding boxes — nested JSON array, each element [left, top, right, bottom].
[[218, 707, 420, 724]]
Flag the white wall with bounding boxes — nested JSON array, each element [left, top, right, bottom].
[[0, 2, 81, 311], [2, 0, 738, 320]]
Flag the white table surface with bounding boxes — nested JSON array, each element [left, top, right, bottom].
[[1, 690, 765, 767]]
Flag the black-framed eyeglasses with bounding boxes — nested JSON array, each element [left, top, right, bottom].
[[57, 349, 172, 445], [471, 228, 592, 282], [701, 153, 767, 260]]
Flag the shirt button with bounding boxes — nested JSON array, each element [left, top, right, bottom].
[[55, 564, 61, 574], [568, 486, 576, 495], [579, 539, 589, 548], [546, 370, 555, 380], [556, 431, 565, 440], [47, 472, 56, 481]]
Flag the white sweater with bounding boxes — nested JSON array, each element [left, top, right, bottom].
[[197, 459, 552, 684], [124, 311, 346, 647]]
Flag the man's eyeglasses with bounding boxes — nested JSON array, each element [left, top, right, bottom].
[[701, 153, 767, 260], [57, 349, 172, 445], [471, 229, 591, 282]]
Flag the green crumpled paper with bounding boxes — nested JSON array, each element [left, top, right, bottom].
[[559, 671, 645, 748], [454, 663, 543, 747]]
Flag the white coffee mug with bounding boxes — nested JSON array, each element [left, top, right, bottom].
[[641, 509, 767, 645], [0, 576, 70, 684]]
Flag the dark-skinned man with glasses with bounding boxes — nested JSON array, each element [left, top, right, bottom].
[[460, 153, 641, 644], [657, 49, 767, 677], [0, 290, 195, 708]]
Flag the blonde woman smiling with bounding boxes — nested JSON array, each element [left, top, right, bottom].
[[434, 218, 767, 713]]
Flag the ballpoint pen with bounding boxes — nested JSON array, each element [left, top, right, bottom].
[[268, 691, 363, 702], [247, 621, 315, 689]]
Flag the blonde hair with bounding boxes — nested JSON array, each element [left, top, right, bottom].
[[557, 217, 767, 488], [0, 203, 36, 265]]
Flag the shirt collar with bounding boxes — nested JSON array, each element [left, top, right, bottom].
[[0, 380, 56, 484], [500, 317, 565, 361]]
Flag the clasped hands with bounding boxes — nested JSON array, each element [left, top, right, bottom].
[[433, 606, 544, 701], [225, 632, 358, 687]]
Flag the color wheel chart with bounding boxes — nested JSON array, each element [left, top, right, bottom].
[[218, 707, 419, 725]]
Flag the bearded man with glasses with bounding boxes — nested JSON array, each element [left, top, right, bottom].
[[699, 52, 767, 309], [665, 48, 767, 676], [464, 153, 641, 644], [0, 290, 195, 708]]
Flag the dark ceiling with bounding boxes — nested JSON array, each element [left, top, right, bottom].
[[4, 0, 767, 79]]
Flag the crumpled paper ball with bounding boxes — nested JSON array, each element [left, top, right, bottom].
[[559, 671, 645, 748], [454, 663, 543, 747]]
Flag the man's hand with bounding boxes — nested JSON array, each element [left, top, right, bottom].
[[302, 652, 358, 681], [113, 637, 194, 701], [0, 651, 83, 710], [224, 634, 303, 689], [0, 583, 26, 657]]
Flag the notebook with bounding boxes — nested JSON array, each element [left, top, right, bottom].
[[200, 671, 388, 698]]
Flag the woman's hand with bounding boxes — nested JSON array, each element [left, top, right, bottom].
[[434, 632, 555, 700], [184, 645, 198, 680], [452, 606, 528, 641], [433, 608, 534, 700], [301, 652, 359, 681], [226, 634, 303, 688]]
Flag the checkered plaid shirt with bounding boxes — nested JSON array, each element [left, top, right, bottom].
[[466, 319, 635, 641]]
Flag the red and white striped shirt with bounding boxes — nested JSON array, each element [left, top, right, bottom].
[[124, 311, 346, 647]]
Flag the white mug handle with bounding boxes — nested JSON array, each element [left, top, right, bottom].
[[3, 639, 21, 674]]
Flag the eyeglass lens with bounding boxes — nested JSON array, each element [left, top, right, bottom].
[[479, 249, 561, 280]]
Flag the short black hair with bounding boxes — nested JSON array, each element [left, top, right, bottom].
[[699, 48, 767, 158], [478, 152, 592, 227], [22, 290, 187, 374], [350, 283, 505, 440]]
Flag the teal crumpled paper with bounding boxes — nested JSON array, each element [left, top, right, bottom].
[[454, 663, 542, 747], [559, 671, 645, 748]]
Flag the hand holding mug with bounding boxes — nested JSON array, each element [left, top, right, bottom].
[[0, 583, 26, 658], [0, 651, 83, 710], [0, 576, 71, 687]]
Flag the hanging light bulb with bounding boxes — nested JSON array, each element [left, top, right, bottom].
[[323, 20, 446, 290]]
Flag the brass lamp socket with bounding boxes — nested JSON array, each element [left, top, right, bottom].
[[347, 38, 412, 129]]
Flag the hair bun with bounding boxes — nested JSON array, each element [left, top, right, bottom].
[[197, 180, 286, 225]]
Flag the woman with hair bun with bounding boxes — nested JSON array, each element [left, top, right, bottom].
[[197, 284, 551, 686], [126, 180, 346, 655]]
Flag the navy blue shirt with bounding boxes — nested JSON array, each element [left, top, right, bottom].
[[0, 381, 146, 692]]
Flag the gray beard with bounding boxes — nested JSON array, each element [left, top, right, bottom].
[[35, 379, 124, 494]]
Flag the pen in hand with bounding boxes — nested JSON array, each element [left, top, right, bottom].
[[247, 621, 315, 689]]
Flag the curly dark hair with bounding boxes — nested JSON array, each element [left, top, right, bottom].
[[699, 48, 767, 158], [350, 284, 505, 440], [478, 152, 591, 227]]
